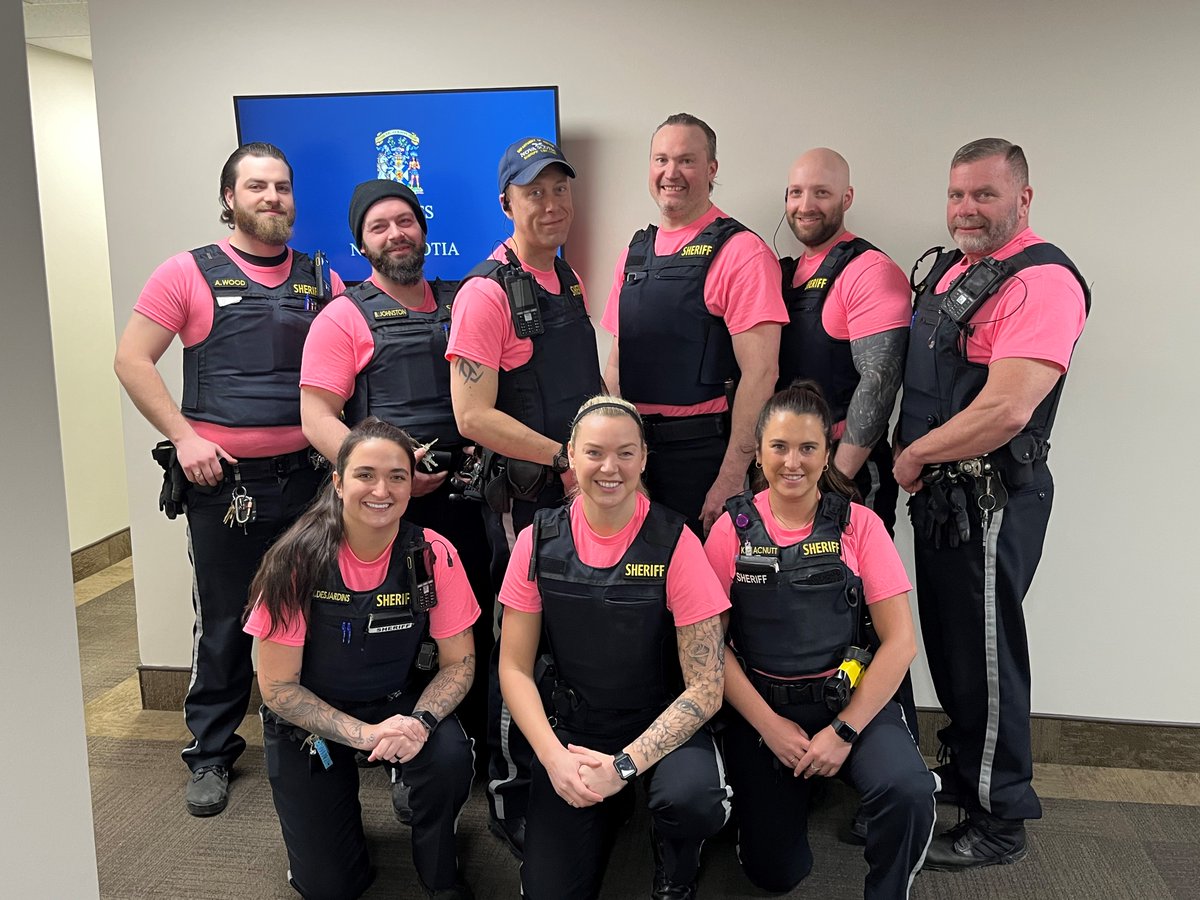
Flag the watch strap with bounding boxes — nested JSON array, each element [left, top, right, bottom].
[[413, 709, 439, 735], [831, 717, 859, 745], [612, 751, 638, 781]]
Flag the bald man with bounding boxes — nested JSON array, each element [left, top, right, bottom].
[[777, 149, 910, 535]]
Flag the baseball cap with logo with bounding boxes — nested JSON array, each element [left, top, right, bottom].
[[497, 137, 577, 193]]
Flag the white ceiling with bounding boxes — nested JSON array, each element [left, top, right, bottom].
[[24, 0, 91, 61]]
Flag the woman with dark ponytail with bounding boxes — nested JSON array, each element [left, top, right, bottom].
[[703, 381, 936, 899], [244, 417, 478, 899]]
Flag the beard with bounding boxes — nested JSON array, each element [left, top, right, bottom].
[[789, 207, 844, 249], [365, 240, 426, 286], [951, 206, 1019, 256], [233, 202, 295, 246]]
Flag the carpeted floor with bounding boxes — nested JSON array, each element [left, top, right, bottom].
[[78, 574, 1200, 899]]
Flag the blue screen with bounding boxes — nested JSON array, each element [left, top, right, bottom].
[[234, 86, 560, 282]]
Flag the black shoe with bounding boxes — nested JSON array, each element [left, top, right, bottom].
[[392, 778, 413, 825], [650, 824, 698, 900], [839, 805, 868, 846], [924, 817, 1027, 871], [488, 815, 525, 861], [185, 765, 229, 817], [932, 762, 965, 805]]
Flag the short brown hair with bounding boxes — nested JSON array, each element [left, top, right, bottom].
[[219, 142, 293, 227], [951, 138, 1028, 187]]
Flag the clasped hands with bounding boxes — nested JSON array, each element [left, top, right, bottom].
[[365, 714, 430, 765], [763, 714, 852, 780], [543, 743, 632, 809]]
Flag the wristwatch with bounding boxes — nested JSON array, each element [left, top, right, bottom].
[[550, 444, 570, 474], [413, 709, 440, 736], [612, 752, 638, 782], [831, 717, 859, 745]]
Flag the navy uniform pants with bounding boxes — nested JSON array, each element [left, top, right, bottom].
[[522, 724, 731, 900], [724, 700, 936, 899], [262, 694, 473, 899], [483, 478, 564, 824], [181, 462, 324, 772], [911, 465, 1052, 821], [643, 415, 729, 537]]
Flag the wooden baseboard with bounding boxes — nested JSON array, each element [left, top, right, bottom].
[[71, 528, 131, 582], [915, 709, 1198, 773]]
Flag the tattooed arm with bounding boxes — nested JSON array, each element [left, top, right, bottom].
[[834, 327, 907, 478], [449, 355, 564, 466], [573, 615, 726, 798], [412, 627, 475, 721], [257, 640, 416, 752]]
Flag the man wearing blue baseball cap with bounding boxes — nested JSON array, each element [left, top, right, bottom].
[[447, 137, 604, 860]]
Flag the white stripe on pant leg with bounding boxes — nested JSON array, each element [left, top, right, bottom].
[[708, 732, 733, 825], [863, 459, 881, 509], [978, 507, 1005, 814], [488, 702, 518, 821], [908, 772, 939, 895], [182, 518, 204, 758]]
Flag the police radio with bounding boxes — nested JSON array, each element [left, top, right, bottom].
[[406, 541, 439, 612], [499, 263, 545, 338], [313, 250, 331, 301], [940, 256, 1011, 324]]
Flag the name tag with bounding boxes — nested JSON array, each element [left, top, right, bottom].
[[216, 296, 242, 307]]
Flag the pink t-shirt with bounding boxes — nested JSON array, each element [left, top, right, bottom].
[[244, 526, 480, 646], [300, 276, 439, 400], [933, 228, 1087, 372], [499, 492, 730, 627], [445, 242, 590, 372], [791, 231, 912, 342], [134, 238, 347, 458], [602, 205, 788, 417], [703, 490, 911, 605]]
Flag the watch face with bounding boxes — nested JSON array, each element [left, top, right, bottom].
[[613, 753, 637, 781]]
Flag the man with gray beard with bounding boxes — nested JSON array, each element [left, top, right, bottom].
[[300, 181, 493, 813], [116, 143, 340, 816]]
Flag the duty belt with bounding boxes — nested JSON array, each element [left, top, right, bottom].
[[228, 448, 318, 481], [749, 671, 826, 706], [642, 412, 728, 444]]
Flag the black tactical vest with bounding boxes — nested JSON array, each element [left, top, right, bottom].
[[532, 503, 686, 731], [182, 245, 321, 428], [457, 255, 602, 445], [618, 217, 748, 406], [725, 491, 864, 677], [778, 237, 881, 420], [301, 521, 429, 702], [342, 279, 461, 446], [898, 243, 1091, 472]]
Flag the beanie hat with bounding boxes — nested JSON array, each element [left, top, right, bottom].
[[348, 180, 426, 248]]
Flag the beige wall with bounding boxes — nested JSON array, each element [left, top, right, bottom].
[[91, 0, 1200, 723], [1, 5, 99, 893], [27, 45, 128, 552]]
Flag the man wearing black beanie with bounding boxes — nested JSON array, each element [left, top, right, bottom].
[[300, 180, 494, 820]]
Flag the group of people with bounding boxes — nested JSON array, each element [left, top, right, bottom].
[[114, 113, 1088, 900]]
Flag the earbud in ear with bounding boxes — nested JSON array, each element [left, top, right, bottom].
[[501, 195, 511, 212]]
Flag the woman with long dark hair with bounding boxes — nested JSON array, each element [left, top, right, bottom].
[[497, 395, 730, 900], [704, 381, 936, 899], [244, 417, 478, 900]]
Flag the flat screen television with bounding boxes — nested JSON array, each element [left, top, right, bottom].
[[234, 86, 561, 282]]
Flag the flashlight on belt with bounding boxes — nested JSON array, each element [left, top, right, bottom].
[[823, 646, 874, 713]]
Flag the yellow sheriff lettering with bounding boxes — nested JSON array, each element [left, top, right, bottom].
[[804, 277, 829, 290], [803, 540, 841, 556], [293, 283, 320, 295], [624, 563, 666, 578], [375, 592, 410, 607], [570, 284, 583, 297], [680, 244, 714, 258]]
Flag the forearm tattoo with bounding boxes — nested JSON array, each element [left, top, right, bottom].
[[264, 674, 375, 750], [628, 616, 725, 768], [456, 357, 484, 384], [414, 630, 476, 720], [843, 327, 907, 449]]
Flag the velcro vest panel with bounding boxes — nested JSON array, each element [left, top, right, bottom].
[[457, 257, 602, 445], [182, 245, 321, 427], [778, 237, 881, 421], [725, 491, 863, 677], [302, 521, 428, 702], [618, 217, 748, 406], [534, 503, 685, 725], [898, 243, 1091, 468], [342, 279, 461, 446]]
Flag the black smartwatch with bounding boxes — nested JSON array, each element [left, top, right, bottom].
[[831, 717, 859, 745], [550, 444, 570, 475], [413, 709, 440, 736], [612, 752, 638, 782]]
